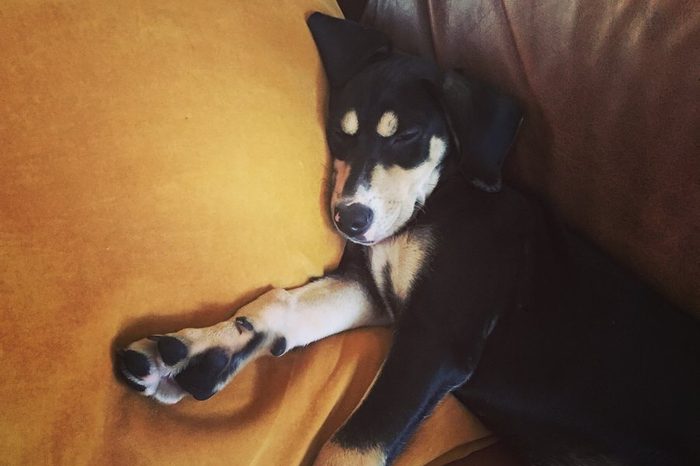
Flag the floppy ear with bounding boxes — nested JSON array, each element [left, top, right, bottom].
[[437, 71, 523, 192], [307, 12, 391, 88]]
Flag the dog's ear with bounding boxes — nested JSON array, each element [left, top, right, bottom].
[[432, 71, 523, 192], [307, 12, 391, 88]]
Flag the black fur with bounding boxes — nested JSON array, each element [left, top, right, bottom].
[[308, 12, 700, 466]]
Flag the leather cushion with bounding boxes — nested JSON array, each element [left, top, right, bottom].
[[362, 0, 700, 315]]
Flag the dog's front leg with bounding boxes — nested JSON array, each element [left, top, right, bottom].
[[116, 256, 390, 403], [234, 273, 391, 355], [314, 323, 469, 466]]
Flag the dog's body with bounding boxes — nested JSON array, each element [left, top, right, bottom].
[[116, 13, 699, 466]]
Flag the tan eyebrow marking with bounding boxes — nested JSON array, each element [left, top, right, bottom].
[[340, 109, 359, 135], [376, 111, 398, 137]]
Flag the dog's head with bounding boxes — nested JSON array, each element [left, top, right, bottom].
[[307, 13, 522, 245]]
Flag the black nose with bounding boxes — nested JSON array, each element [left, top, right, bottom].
[[334, 203, 373, 237]]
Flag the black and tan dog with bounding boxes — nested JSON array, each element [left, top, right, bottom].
[[116, 13, 699, 466]]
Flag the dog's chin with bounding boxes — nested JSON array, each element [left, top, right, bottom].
[[347, 236, 378, 246], [333, 228, 375, 246], [332, 225, 382, 246], [339, 229, 396, 247]]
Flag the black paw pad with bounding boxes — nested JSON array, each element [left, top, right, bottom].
[[270, 336, 287, 357], [115, 366, 147, 392], [153, 335, 188, 366], [235, 316, 254, 332], [175, 348, 230, 401], [120, 349, 151, 378]]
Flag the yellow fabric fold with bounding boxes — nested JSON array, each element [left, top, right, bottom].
[[0, 1, 490, 464]]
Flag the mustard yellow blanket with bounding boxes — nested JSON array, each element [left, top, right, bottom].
[[0, 1, 491, 464]]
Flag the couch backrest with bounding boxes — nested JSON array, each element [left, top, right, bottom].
[[361, 0, 700, 315]]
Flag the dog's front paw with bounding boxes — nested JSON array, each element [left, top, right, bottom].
[[116, 313, 280, 403], [116, 336, 188, 404]]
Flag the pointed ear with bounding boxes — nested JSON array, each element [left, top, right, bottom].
[[435, 71, 523, 192], [307, 12, 391, 88]]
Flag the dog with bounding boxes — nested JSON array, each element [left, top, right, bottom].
[[116, 13, 700, 466]]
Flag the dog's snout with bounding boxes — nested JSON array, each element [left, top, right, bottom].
[[334, 203, 373, 237]]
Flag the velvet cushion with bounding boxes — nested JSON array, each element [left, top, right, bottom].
[[0, 1, 492, 464]]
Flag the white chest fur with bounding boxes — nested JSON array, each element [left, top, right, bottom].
[[368, 226, 434, 310]]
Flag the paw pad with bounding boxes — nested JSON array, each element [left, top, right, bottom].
[[120, 349, 151, 377], [174, 348, 230, 401], [270, 336, 287, 357], [150, 335, 188, 365]]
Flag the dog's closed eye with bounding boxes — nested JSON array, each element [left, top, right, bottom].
[[391, 128, 421, 145], [332, 127, 354, 139]]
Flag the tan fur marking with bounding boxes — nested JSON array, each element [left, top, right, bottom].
[[314, 441, 386, 466], [341, 109, 359, 135], [333, 160, 351, 197], [376, 111, 398, 137], [352, 136, 446, 243], [370, 226, 434, 305]]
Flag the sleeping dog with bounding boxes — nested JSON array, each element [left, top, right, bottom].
[[116, 13, 700, 466]]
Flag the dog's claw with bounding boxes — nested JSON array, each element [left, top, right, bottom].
[[147, 335, 164, 341], [235, 316, 254, 333]]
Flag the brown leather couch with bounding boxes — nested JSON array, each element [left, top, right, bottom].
[[342, 0, 699, 315], [339, 0, 699, 463]]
